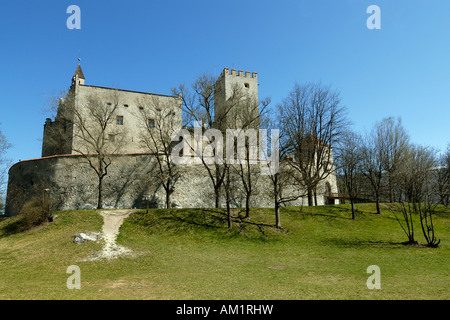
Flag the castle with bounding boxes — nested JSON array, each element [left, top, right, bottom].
[[5, 66, 339, 216]]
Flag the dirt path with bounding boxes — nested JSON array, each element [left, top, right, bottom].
[[82, 209, 137, 261]]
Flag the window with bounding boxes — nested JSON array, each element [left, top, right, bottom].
[[116, 115, 124, 125], [124, 104, 129, 108], [109, 134, 115, 142], [148, 119, 155, 128], [106, 102, 112, 107], [138, 106, 144, 110], [244, 83, 250, 89]]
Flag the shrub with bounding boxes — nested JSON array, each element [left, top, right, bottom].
[[19, 196, 52, 230]]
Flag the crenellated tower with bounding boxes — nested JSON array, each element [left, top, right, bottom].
[[214, 68, 259, 130]]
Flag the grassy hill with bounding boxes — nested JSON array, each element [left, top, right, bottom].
[[0, 203, 448, 300]]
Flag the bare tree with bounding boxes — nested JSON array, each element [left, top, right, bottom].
[[172, 74, 227, 209], [0, 124, 12, 214], [0, 196, 4, 215], [223, 165, 233, 230], [398, 144, 436, 203], [360, 127, 385, 214], [378, 117, 410, 203], [0, 124, 11, 185], [176, 74, 216, 129], [436, 144, 450, 206], [266, 160, 303, 229], [360, 117, 410, 213], [220, 82, 263, 223], [279, 82, 349, 206], [173, 73, 271, 229], [259, 118, 304, 228], [393, 144, 440, 247], [418, 201, 441, 247], [136, 94, 181, 209], [229, 93, 271, 218], [59, 90, 126, 209], [335, 131, 364, 219], [391, 202, 417, 245]]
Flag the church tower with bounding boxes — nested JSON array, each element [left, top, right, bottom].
[[214, 68, 259, 129]]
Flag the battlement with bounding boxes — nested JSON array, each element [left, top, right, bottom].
[[220, 67, 257, 79]]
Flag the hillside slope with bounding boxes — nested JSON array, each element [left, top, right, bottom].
[[0, 204, 448, 300]]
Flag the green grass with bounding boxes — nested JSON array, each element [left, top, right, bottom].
[[0, 203, 449, 300]]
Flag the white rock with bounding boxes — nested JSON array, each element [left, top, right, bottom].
[[73, 232, 103, 244]]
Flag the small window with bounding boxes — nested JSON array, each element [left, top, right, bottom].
[[109, 134, 115, 142], [106, 102, 112, 106], [138, 106, 144, 110], [244, 83, 250, 89], [116, 115, 124, 125], [124, 104, 129, 108], [148, 119, 155, 128]]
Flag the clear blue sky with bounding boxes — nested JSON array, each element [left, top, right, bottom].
[[0, 0, 449, 164]]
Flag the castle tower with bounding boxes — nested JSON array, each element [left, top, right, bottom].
[[41, 65, 84, 157], [214, 68, 259, 129]]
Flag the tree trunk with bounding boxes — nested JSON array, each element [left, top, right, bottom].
[[225, 168, 232, 230], [245, 194, 250, 218], [389, 176, 394, 203], [351, 199, 355, 220], [215, 186, 221, 209], [166, 193, 171, 209], [275, 201, 281, 229], [226, 190, 232, 230], [97, 176, 103, 209], [375, 193, 381, 214], [313, 189, 318, 206], [307, 189, 313, 206]]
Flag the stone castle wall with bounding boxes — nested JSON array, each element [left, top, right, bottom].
[[5, 153, 338, 216]]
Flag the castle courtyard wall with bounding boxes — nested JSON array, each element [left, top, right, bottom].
[[5, 154, 338, 217]]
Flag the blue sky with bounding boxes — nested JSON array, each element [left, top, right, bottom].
[[0, 0, 449, 164]]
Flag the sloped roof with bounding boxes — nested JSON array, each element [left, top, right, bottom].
[[73, 65, 85, 79]]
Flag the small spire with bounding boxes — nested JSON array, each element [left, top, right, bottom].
[[74, 64, 85, 80], [72, 62, 85, 86]]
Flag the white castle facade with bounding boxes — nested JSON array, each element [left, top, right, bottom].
[[5, 66, 339, 216]]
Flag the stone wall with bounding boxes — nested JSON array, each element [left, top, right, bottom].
[[5, 153, 338, 217]]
